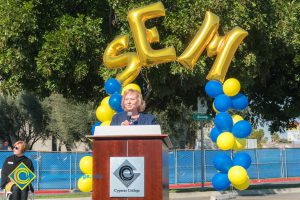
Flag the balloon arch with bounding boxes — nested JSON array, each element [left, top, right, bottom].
[[81, 2, 252, 192]]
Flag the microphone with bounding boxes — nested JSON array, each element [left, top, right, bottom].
[[127, 112, 132, 122]]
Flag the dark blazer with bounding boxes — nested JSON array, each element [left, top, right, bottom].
[[1, 155, 34, 192], [111, 111, 157, 126]]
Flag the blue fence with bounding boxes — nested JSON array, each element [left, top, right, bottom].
[[0, 148, 300, 190]]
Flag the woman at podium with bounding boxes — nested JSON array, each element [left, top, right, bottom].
[[111, 89, 157, 126]]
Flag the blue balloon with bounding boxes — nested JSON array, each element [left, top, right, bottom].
[[212, 173, 231, 191], [231, 93, 248, 110], [213, 153, 233, 173], [91, 122, 101, 135], [233, 152, 252, 169], [214, 94, 232, 112], [205, 80, 223, 98], [116, 107, 124, 113], [210, 127, 221, 143], [232, 120, 252, 138], [109, 93, 123, 112], [104, 78, 122, 95], [214, 112, 233, 132]]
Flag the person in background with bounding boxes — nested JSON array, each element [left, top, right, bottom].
[[1, 141, 34, 200], [111, 89, 157, 126], [2, 140, 9, 150]]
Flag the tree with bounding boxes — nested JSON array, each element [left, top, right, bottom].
[[0, 0, 299, 134], [42, 93, 96, 150], [271, 132, 280, 143], [0, 95, 22, 145], [153, 100, 199, 149], [0, 92, 48, 149], [270, 132, 290, 144], [278, 138, 290, 143], [249, 129, 267, 148], [0, 0, 109, 100]]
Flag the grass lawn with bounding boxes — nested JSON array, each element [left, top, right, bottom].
[[170, 183, 300, 193], [34, 193, 91, 199]]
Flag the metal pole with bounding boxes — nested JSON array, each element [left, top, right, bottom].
[[192, 151, 195, 184], [36, 151, 40, 191], [69, 155, 72, 190], [201, 121, 205, 191], [280, 149, 284, 178], [175, 149, 178, 184], [74, 152, 77, 190], [255, 149, 260, 179], [284, 148, 288, 178], [204, 149, 206, 183]]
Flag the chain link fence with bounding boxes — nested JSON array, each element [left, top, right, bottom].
[[169, 148, 300, 184], [0, 148, 299, 190], [0, 151, 91, 191]]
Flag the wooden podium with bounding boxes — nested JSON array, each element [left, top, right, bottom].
[[87, 125, 172, 200]]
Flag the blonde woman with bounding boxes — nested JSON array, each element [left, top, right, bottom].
[[111, 89, 157, 125], [1, 141, 34, 200]]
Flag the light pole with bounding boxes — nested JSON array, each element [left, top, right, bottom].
[[194, 97, 209, 191]]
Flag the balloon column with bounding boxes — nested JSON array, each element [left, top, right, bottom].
[[78, 156, 93, 192], [205, 78, 252, 191]]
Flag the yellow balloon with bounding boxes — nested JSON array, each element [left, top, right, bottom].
[[206, 27, 248, 83], [233, 138, 246, 151], [212, 102, 219, 113], [100, 96, 110, 106], [103, 35, 142, 86], [95, 104, 115, 122], [234, 178, 250, 190], [101, 121, 111, 126], [127, 2, 176, 66], [216, 132, 235, 150], [223, 78, 241, 96], [232, 114, 243, 124], [78, 175, 92, 192], [228, 166, 248, 185], [103, 35, 131, 69], [79, 156, 93, 174], [178, 11, 220, 69], [116, 54, 142, 86], [121, 83, 141, 95]]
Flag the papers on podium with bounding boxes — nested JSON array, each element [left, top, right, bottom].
[[94, 125, 161, 136]]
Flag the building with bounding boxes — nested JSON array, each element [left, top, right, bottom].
[[287, 121, 300, 143]]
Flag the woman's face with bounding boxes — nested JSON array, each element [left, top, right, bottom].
[[13, 144, 23, 156], [124, 93, 139, 112]]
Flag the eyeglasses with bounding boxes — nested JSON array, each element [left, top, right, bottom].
[[13, 146, 19, 150]]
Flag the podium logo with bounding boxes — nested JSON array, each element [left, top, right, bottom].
[[113, 159, 140, 187]]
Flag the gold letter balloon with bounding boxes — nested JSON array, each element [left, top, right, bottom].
[[103, 1, 248, 85], [127, 2, 177, 66]]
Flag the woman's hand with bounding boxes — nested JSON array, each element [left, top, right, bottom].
[[121, 120, 130, 126]]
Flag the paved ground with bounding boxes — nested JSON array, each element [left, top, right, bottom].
[[236, 193, 300, 200], [171, 193, 300, 200], [170, 187, 300, 200], [3, 187, 297, 199], [41, 193, 300, 200], [41, 192, 300, 200]]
